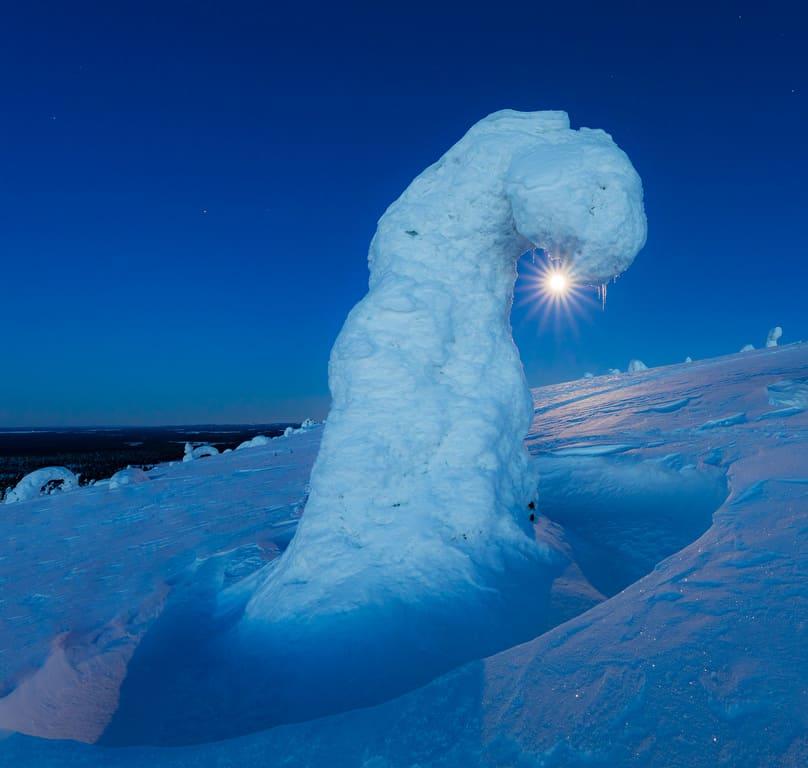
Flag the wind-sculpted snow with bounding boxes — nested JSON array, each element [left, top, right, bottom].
[[239, 110, 646, 723], [5, 344, 806, 767], [0, 433, 320, 742]]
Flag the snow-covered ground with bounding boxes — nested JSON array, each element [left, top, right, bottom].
[[2, 343, 806, 766]]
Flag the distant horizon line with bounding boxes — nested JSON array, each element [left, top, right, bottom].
[[0, 421, 306, 432]]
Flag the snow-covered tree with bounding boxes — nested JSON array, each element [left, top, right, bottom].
[[246, 110, 647, 697], [766, 326, 782, 348], [628, 359, 648, 372]]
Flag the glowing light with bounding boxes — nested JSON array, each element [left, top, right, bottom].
[[547, 270, 569, 295]]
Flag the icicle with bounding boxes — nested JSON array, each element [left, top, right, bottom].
[[598, 282, 607, 309]]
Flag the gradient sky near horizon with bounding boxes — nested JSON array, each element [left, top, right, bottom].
[[2, 1, 806, 426]]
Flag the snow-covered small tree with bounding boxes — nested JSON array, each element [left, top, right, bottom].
[[766, 326, 782, 348], [4, 467, 78, 504]]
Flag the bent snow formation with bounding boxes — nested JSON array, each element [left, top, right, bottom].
[[0, 112, 648, 743], [2, 343, 806, 767], [4, 467, 79, 504], [240, 110, 647, 721]]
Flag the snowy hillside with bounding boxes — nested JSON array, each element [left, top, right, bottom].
[[2, 343, 806, 766]]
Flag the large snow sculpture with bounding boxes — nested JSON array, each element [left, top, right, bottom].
[[241, 110, 646, 715]]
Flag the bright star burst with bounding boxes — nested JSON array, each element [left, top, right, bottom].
[[515, 252, 600, 335], [547, 270, 569, 296]]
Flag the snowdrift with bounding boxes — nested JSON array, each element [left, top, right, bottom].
[[2, 343, 806, 766]]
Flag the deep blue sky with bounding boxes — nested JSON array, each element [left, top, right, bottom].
[[2, 1, 806, 426]]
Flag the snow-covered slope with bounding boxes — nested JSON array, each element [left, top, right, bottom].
[[2, 344, 806, 766]]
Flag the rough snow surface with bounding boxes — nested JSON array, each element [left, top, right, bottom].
[[3, 344, 805, 767]]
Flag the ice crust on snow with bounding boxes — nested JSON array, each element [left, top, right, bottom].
[[4, 467, 79, 504], [244, 110, 647, 711]]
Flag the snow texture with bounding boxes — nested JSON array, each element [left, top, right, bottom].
[[4, 467, 78, 504], [244, 110, 647, 712], [766, 326, 782, 347], [628, 358, 648, 372], [3, 343, 806, 767]]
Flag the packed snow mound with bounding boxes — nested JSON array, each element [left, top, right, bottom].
[[108, 468, 149, 490], [740, 343, 755, 352], [766, 326, 782, 347], [236, 434, 271, 450], [684, 355, 693, 363], [238, 421, 319, 449], [182, 443, 219, 462], [583, 371, 594, 378], [4, 467, 78, 504], [4, 344, 805, 767], [244, 110, 647, 720], [607, 367, 621, 374], [628, 358, 648, 372]]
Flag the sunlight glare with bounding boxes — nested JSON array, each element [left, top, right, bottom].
[[547, 270, 569, 295]]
